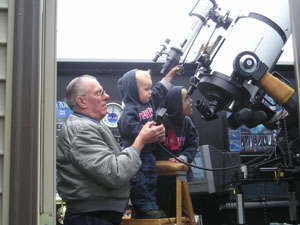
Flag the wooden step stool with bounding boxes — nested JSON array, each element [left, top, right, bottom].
[[122, 161, 196, 225]]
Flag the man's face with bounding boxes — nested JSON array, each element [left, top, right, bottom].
[[82, 78, 110, 120], [182, 89, 193, 117]]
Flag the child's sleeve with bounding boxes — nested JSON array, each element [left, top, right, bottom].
[[151, 79, 173, 109], [118, 108, 143, 139]]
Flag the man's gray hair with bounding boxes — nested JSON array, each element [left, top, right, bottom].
[[65, 75, 97, 110]]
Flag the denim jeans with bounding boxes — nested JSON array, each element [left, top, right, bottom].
[[130, 152, 158, 212], [64, 212, 120, 225]]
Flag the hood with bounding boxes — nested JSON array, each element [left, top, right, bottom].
[[164, 86, 184, 123], [117, 69, 140, 104]]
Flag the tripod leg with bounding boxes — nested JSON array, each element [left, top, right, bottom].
[[236, 184, 246, 225]]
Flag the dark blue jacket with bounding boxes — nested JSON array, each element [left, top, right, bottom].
[[117, 69, 169, 152], [154, 86, 199, 163]]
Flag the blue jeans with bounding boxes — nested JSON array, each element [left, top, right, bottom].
[[64, 212, 120, 225], [130, 152, 158, 212]]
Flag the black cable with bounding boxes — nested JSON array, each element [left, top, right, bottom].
[[189, 0, 201, 17], [246, 146, 281, 169], [158, 143, 242, 172], [158, 140, 287, 173], [180, 19, 203, 67], [282, 118, 293, 167], [290, 136, 300, 149], [277, 143, 287, 167], [242, 148, 275, 167]]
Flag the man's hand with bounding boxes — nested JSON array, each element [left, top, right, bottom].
[[132, 121, 165, 151]]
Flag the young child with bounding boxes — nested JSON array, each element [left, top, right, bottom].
[[117, 65, 180, 219], [154, 86, 199, 217]]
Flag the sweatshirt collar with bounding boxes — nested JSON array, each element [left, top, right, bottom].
[[73, 112, 100, 124]]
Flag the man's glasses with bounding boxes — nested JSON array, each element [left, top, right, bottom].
[[94, 90, 106, 97], [80, 90, 106, 97]]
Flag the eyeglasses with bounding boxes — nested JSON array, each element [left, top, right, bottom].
[[94, 89, 106, 97], [80, 89, 106, 97]]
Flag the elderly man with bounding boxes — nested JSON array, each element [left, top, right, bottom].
[[56, 75, 165, 225]]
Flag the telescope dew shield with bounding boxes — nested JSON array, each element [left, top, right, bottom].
[[259, 72, 295, 105]]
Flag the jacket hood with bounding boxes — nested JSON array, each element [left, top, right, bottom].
[[164, 86, 184, 123], [117, 69, 140, 104]]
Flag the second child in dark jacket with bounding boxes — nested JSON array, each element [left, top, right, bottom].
[[117, 66, 180, 219], [154, 86, 199, 217]]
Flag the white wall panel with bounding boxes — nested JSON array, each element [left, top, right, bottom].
[[1, 0, 12, 224], [0, 46, 6, 79], [0, 11, 7, 43]]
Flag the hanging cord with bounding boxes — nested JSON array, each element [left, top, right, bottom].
[[283, 119, 291, 167], [188, 23, 218, 65], [281, 117, 293, 167], [157, 143, 242, 172], [189, 0, 201, 17], [276, 144, 288, 167], [180, 15, 218, 73], [180, 22, 204, 66]]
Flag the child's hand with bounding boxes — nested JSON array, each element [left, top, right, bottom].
[[169, 158, 178, 162], [164, 65, 181, 82], [168, 157, 183, 163]]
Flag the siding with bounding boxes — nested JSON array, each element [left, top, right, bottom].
[[0, 0, 13, 224]]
